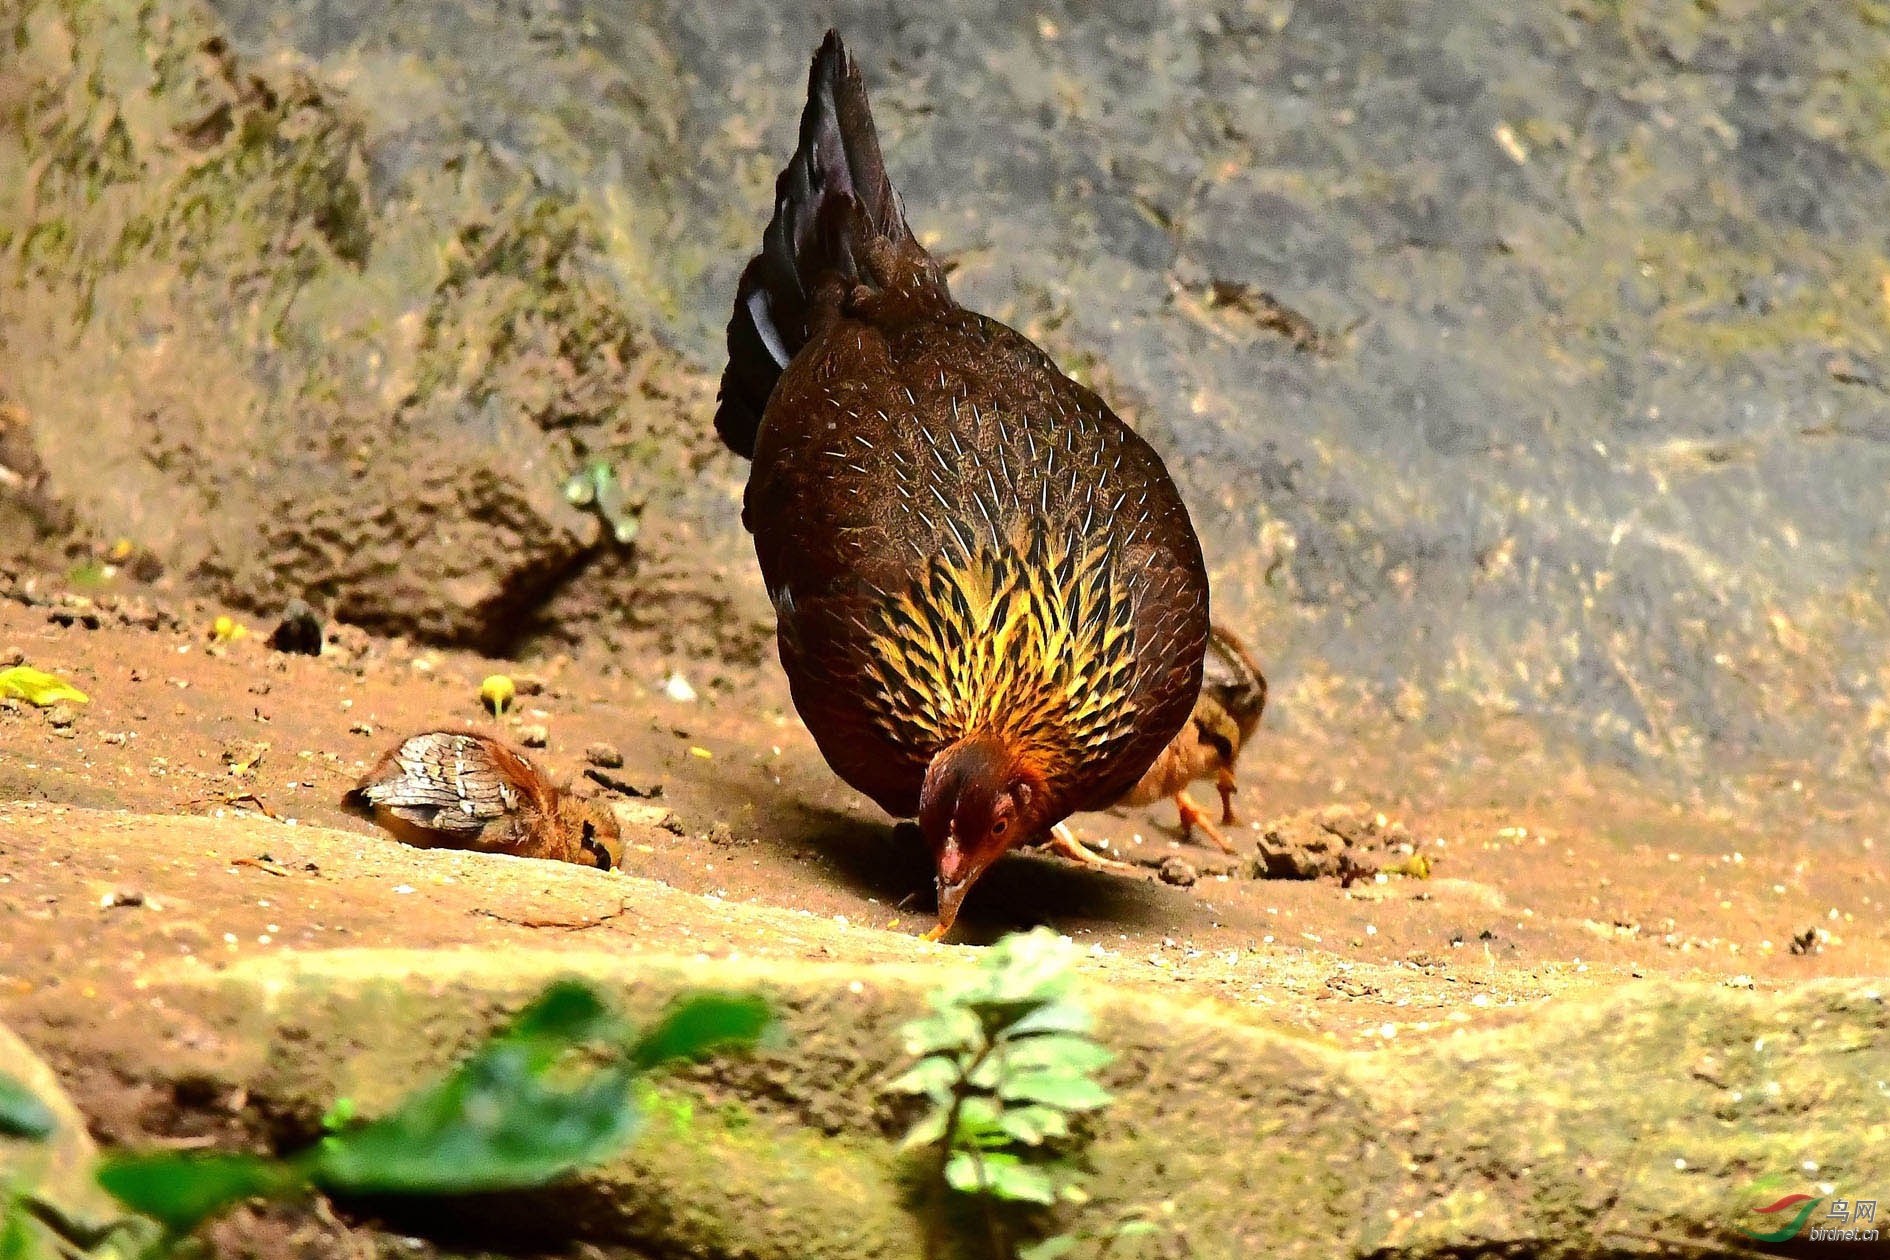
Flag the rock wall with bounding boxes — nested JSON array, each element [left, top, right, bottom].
[[6, 0, 1890, 801], [0, 0, 765, 659]]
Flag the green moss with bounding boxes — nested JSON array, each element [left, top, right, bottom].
[[1637, 229, 1889, 359], [1539, 211, 1890, 365]]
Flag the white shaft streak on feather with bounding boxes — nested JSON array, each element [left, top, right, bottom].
[[972, 489, 999, 547], [924, 431, 951, 473]]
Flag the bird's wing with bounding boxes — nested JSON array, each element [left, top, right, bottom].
[[351, 732, 530, 836]]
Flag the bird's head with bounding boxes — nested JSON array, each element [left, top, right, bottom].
[[918, 734, 1049, 936], [557, 798, 624, 871]]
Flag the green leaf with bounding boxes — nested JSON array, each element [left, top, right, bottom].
[[943, 1150, 985, 1195], [0, 1076, 55, 1141], [1002, 1001, 1095, 1040], [1113, 1220, 1161, 1239], [997, 1104, 1070, 1145], [1018, 1236, 1078, 1260], [509, 981, 623, 1044], [312, 1056, 639, 1196], [0, 1202, 42, 1260], [320, 1097, 356, 1133], [899, 1011, 979, 1057], [998, 1072, 1113, 1111], [310, 982, 645, 1196], [96, 1152, 300, 1233], [951, 1097, 1009, 1150], [629, 994, 774, 1072], [1000, 1035, 1113, 1076], [0, 1195, 29, 1260], [955, 928, 1077, 1010], [945, 1151, 1057, 1205], [887, 1054, 960, 1100], [990, 1158, 1062, 1207], [0, 667, 87, 708]]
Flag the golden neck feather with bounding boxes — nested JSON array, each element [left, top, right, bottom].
[[854, 529, 1143, 784]]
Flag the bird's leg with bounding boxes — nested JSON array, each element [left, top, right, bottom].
[[1216, 768, 1240, 825], [1174, 790, 1236, 854], [921, 922, 950, 943], [1046, 822, 1136, 872]]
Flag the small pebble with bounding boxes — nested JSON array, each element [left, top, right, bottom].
[[1159, 856, 1198, 887], [349, 721, 373, 736], [519, 724, 549, 748], [585, 741, 624, 769], [663, 672, 697, 703], [0, 648, 22, 667], [45, 704, 76, 729]]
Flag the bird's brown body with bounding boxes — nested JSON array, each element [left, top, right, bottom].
[[346, 731, 622, 870], [717, 33, 1210, 934], [1115, 624, 1268, 850]]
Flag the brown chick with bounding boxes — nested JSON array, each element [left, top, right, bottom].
[[345, 730, 622, 870], [715, 33, 1210, 938], [1112, 624, 1268, 852]]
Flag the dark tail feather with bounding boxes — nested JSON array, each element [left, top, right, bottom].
[[715, 30, 920, 458]]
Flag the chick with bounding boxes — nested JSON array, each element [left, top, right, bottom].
[[346, 730, 622, 870], [1112, 624, 1268, 852]]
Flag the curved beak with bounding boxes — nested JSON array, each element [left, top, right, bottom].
[[926, 874, 974, 941]]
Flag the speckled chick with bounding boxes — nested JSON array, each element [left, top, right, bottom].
[[346, 730, 622, 870], [1114, 625, 1268, 851]]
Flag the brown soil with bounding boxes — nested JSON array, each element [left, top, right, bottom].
[[4, 574, 1884, 1033], [4, 568, 1888, 1257]]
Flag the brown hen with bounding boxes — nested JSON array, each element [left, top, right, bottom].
[[346, 730, 622, 870], [716, 32, 1210, 937]]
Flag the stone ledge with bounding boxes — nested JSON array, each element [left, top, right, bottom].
[[21, 945, 1884, 1259]]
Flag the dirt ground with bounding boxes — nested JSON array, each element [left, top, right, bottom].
[[4, 568, 1885, 1042], [4, 565, 1889, 1258]]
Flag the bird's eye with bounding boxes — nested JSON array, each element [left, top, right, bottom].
[[582, 820, 596, 840], [991, 819, 1008, 835]]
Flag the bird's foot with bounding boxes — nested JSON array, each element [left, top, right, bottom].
[[1046, 822, 1137, 873], [921, 922, 950, 943], [1216, 773, 1240, 826], [1175, 791, 1237, 854]]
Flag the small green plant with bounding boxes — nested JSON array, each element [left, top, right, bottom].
[[562, 459, 641, 544], [892, 928, 1115, 1259], [63, 560, 109, 589], [1, 983, 773, 1257]]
